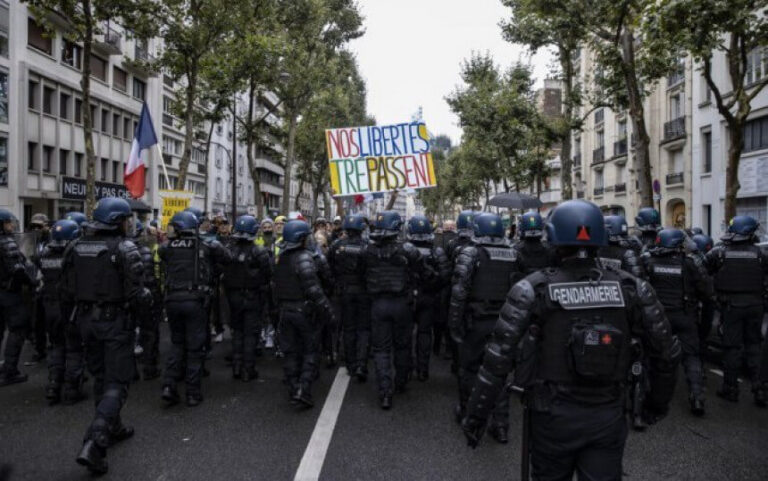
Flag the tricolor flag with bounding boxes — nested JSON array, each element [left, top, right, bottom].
[[124, 103, 158, 199]]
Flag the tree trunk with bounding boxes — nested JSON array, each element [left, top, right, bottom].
[[620, 29, 653, 208], [176, 64, 198, 190], [724, 126, 743, 222], [281, 113, 298, 214], [334, 195, 345, 218], [311, 188, 320, 219], [203, 121, 215, 213], [243, 80, 265, 218], [559, 45, 574, 200], [293, 180, 303, 212], [81, 0, 96, 215], [323, 190, 331, 218]]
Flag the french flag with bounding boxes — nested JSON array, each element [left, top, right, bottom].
[[124, 103, 158, 199]]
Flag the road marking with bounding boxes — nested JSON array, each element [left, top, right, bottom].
[[708, 369, 743, 383], [294, 368, 351, 481]]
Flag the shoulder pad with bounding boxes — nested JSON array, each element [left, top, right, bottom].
[[402, 241, 417, 252], [508, 278, 537, 305]]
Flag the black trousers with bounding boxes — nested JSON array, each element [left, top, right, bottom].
[[340, 293, 370, 372], [164, 298, 207, 395], [667, 310, 704, 397], [458, 317, 509, 429], [138, 284, 163, 370], [0, 290, 28, 373], [370, 295, 412, 396], [44, 298, 66, 383], [279, 308, 319, 393], [77, 304, 134, 448], [413, 293, 437, 375], [228, 291, 262, 370], [34, 296, 47, 356], [720, 303, 764, 388], [530, 400, 627, 481]]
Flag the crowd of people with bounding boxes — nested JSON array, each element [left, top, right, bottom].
[[1, 198, 767, 478]]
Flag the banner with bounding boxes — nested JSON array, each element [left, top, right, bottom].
[[326, 122, 437, 197], [159, 190, 194, 227], [61, 177, 129, 201]]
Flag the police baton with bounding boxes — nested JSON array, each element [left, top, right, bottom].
[[509, 384, 531, 481]]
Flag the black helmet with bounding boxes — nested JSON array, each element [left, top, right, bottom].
[[604, 215, 629, 240], [184, 207, 206, 226], [519, 211, 543, 238], [473, 213, 505, 238], [342, 214, 366, 232], [282, 220, 311, 250], [65, 211, 88, 226], [655, 228, 685, 249], [407, 215, 434, 242], [50, 219, 81, 246], [546, 200, 607, 247], [169, 211, 199, 235], [728, 215, 758, 237], [92, 198, 132, 230], [233, 215, 259, 240], [692, 234, 713, 253], [371, 211, 403, 240], [0, 208, 16, 222], [635, 207, 661, 232]]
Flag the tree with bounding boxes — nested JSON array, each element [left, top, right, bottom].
[[648, 0, 768, 220], [26, 0, 158, 214], [500, 0, 588, 200]]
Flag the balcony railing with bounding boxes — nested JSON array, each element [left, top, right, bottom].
[[592, 146, 605, 164], [663, 117, 686, 141], [135, 44, 150, 62], [666, 172, 684, 185], [613, 138, 627, 157], [593, 187, 604, 196], [94, 27, 122, 56], [162, 113, 174, 127], [615, 183, 627, 193]]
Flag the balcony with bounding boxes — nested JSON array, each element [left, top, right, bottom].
[[162, 113, 174, 127], [666, 172, 684, 185], [124, 43, 158, 77], [94, 27, 121, 56], [613, 138, 627, 157], [614, 183, 627, 194], [592, 146, 605, 164], [593, 187, 604, 196], [663, 117, 686, 142]]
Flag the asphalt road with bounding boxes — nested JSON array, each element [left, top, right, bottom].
[[1, 329, 768, 481]]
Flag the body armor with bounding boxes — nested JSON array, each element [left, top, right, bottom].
[[0, 234, 26, 290], [38, 245, 66, 300], [222, 241, 268, 290], [364, 241, 411, 295], [713, 243, 763, 296], [274, 250, 306, 302], [70, 236, 126, 303], [468, 245, 517, 311], [329, 237, 366, 293], [163, 236, 213, 294], [644, 253, 690, 311]]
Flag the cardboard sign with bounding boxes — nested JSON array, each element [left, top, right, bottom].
[[326, 122, 437, 196], [159, 190, 194, 227]]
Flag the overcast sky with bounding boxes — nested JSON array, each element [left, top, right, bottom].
[[349, 0, 553, 146]]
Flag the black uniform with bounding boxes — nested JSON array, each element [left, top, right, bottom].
[[314, 250, 337, 367], [412, 241, 451, 378], [221, 240, 272, 378], [599, 238, 645, 278], [136, 237, 162, 378], [328, 234, 370, 375], [61, 231, 147, 450], [0, 233, 32, 383], [513, 237, 553, 278], [464, 258, 679, 479], [706, 239, 768, 397], [363, 237, 425, 398], [643, 248, 713, 402], [274, 246, 333, 401], [159, 235, 232, 401], [449, 239, 519, 431]]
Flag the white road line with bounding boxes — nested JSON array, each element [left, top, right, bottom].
[[708, 369, 743, 383], [293, 368, 351, 481]]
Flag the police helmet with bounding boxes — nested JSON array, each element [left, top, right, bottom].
[[473, 213, 505, 239], [604, 215, 629, 239], [690, 227, 703, 235], [655, 228, 685, 249], [50, 219, 81, 245], [407, 215, 434, 242], [184, 207, 206, 226], [65, 212, 88, 226], [233, 215, 259, 240], [92, 198, 132, 230], [728, 215, 758, 237], [282, 220, 311, 249], [374, 211, 403, 232], [519, 211, 544, 238], [342, 214, 366, 232], [692, 233, 714, 253], [546, 200, 607, 247], [635, 207, 661, 232], [169, 211, 199, 234], [456, 210, 476, 232], [0, 208, 16, 222]]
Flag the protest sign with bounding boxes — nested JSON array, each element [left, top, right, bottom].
[[326, 122, 437, 197], [159, 190, 194, 227]]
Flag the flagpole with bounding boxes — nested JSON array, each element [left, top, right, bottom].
[[156, 144, 172, 190]]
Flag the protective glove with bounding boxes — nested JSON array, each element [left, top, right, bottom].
[[461, 415, 487, 449]]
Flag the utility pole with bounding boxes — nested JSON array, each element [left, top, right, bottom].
[[231, 94, 237, 222]]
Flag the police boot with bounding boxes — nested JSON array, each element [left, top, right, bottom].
[[717, 385, 739, 403], [353, 366, 367, 384], [241, 367, 259, 382], [632, 414, 648, 431], [186, 392, 203, 407], [62, 381, 86, 405], [45, 380, 62, 404], [689, 395, 706, 417], [232, 363, 242, 380], [489, 426, 509, 444], [161, 385, 180, 406], [0, 368, 28, 387], [379, 394, 392, 410], [325, 351, 337, 369], [753, 385, 767, 408], [76, 440, 108, 475], [110, 424, 134, 446]]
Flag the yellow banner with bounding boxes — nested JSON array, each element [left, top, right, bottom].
[[159, 190, 194, 227]]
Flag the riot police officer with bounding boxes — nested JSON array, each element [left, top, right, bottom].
[[327, 214, 370, 382], [513, 211, 553, 277], [598, 215, 645, 277], [692, 234, 716, 350], [222, 215, 272, 381], [134, 221, 163, 380], [65, 212, 88, 227], [37, 219, 80, 403], [61, 211, 88, 402], [0, 209, 36, 387], [449, 212, 519, 443], [642, 228, 714, 415], [635, 207, 662, 249], [407, 215, 451, 381], [363, 211, 427, 409], [462, 200, 679, 481], [61, 198, 149, 474], [159, 211, 232, 407], [274, 220, 334, 408], [446, 210, 477, 262], [705, 216, 768, 406]]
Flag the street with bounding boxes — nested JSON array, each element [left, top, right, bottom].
[[1, 331, 767, 481]]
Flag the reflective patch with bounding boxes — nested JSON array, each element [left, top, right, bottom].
[[74, 242, 108, 257], [725, 250, 758, 259], [417, 247, 432, 257], [584, 330, 599, 345], [170, 239, 194, 249], [40, 257, 63, 269], [653, 265, 682, 275], [548, 281, 625, 310], [483, 246, 516, 262], [599, 257, 622, 270]]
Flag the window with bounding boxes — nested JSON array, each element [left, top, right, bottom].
[[61, 40, 83, 70], [174, 139, 182, 155], [59, 92, 70, 120], [28, 18, 52, 55], [700, 75, 711, 104], [596, 129, 604, 148], [618, 120, 627, 139], [101, 109, 109, 133], [100, 158, 108, 181], [0, 6, 9, 58], [59, 149, 69, 175], [28, 142, 37, 171], [90, 104, 98, 128], [0, 137, 7, 186], [215, 177, 223, 200], [703, 204, 712, 236], [615, 164, 626, 184], [132, 78, 146, 100], [745, 47, 768, 86], [744, 116, 768, 153], [112, 161, 119, 183], [74, 99, 82, 123], [670, 93, 683, 119], [113, 67, 127, 92], [113, 113, 121, 136], [0, 71, 7, 123], [216, 124, 223, 135], [163, 96, 172, 113], [702, 130, 712, 173], [28, 80, 39, 110], [162, 136, 174, 153], [43, 86, 55, 115], [90, 55, 107, 82], [75, 153, 83, 177], [595, 169, 604, 188], [43, 146, 53, 172], [124, 118, 133, 140], [670, 149, 684, 174], [215, 146, 223, 168]]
